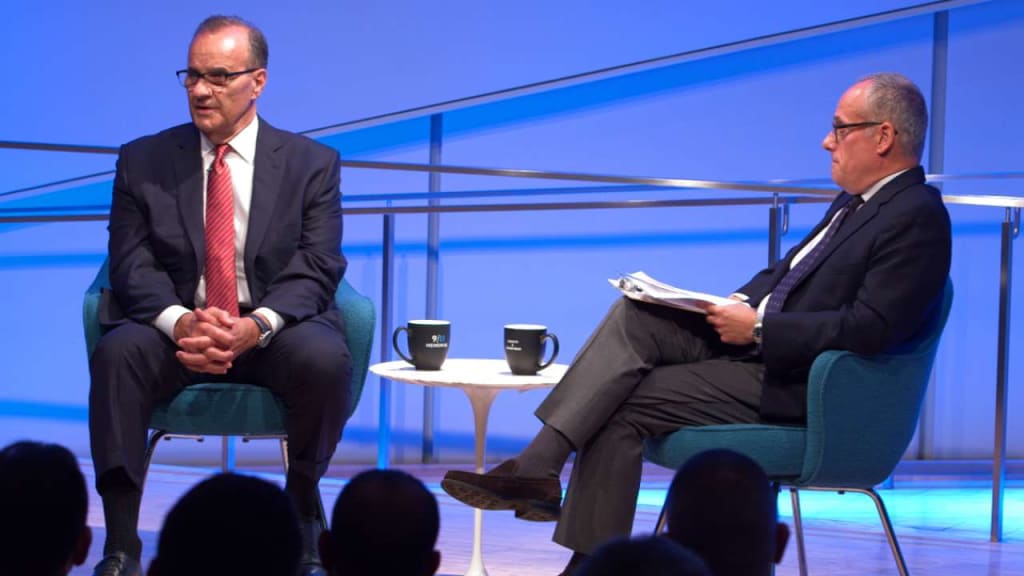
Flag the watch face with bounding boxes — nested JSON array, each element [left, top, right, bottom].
[[257, 330, 271, 348]]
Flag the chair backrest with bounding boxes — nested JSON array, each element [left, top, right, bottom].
[[798, 278, 954, 487], [82, 258, 375, 420]]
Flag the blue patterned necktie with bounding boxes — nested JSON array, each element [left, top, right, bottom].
[[764, 196, 863, 314]]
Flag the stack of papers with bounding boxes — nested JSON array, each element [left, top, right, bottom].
[[608, 271, 735, 314]]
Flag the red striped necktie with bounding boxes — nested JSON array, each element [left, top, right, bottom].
[[204, 143, 239, 316]]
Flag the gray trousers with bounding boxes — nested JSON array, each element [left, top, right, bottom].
[[535, 297, 764, 553]]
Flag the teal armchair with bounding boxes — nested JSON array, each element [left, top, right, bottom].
[[643, 279, 953, 576], [83, 258, 375, 524]]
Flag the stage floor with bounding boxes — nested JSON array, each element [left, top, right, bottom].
[[72, 461, 1023, 575]]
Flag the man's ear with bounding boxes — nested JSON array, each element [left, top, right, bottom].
[[319, 529, 334, 573], [875, 122, 897, 155], [774, 522, 791, 564], [251, 69, 267, 100]]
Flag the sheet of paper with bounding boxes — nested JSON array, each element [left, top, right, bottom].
[[608, 271, 736, 314]]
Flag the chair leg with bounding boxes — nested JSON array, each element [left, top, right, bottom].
[[221, 437, 235, 472], [790, 488, 809, 576], [850, 487, 910, 576], [279, 439, 329, 530], [654, 499, 669, 535], [279, 438, 290, 471], [141, 429, 167, 487]]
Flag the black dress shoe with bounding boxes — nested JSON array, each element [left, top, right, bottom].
[[298, 517, 327, 576], [297, 561, 327, 576], [92, 552, 141, 576], [441, 458, 562, 522], [557, 551, 589, 576]]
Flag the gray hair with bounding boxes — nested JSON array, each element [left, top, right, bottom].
[[194, 15, 269, 69], [859, 72, 928, 160]]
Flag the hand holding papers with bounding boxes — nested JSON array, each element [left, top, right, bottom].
[[609, 271, 737, 314]]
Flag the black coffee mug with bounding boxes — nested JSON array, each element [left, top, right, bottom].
[[393, 320, 451, 370], [504, 324, 559, 375]]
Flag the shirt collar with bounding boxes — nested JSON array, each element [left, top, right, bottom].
[[199, 116, 260, 164], [859, 168, 910, 204]]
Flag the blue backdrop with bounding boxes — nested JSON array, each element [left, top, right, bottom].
[[0, 0, 1020, 467]]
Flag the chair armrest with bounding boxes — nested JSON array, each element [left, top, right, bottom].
[[82, 258, 111, 360], [336, 279, 376, 420]]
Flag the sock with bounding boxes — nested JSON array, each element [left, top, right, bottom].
[[297, 514, 323, 563], [561, 551, 589, 576], [285, 472, 320, 520], [515, 425, 573, 479], [98, 470, 143, 560]]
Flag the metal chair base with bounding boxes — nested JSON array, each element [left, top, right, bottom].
[[141, 429, 328, 529], [653, 484, 910, 576]]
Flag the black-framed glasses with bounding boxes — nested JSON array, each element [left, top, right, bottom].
[[831, 121, 884, 142], [176, 67, 260, 89]]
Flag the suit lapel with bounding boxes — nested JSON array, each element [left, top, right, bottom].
[[173, 126, 205, 272], [799, 167, 926, 278], [246, 118, 285, 280]]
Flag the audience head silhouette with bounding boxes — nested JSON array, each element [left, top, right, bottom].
[[148, 472, 301, 576], [666, 449, 789, 576], [0, 440, 92, 576], [321, 468, 441, 576], [575, 535, 710, 576]]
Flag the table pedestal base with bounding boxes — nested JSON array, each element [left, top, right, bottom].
[[462, 387, 499, 576]]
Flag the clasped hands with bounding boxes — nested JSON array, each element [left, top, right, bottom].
[[697, 297, 758, 346], [173, 307, 262, 374]]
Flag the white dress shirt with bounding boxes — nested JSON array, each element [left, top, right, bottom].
[[153, 117, 284, 341]]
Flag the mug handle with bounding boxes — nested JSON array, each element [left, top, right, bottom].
[[392, 326, 414, 364], [538, 333, 560, 370]]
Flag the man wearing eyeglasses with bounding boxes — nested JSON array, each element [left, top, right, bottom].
[[442, 73, 951, 575], [89, 15, 350, 576]]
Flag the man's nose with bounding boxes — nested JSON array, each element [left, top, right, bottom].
[[189, 79, 215, 97], [822, 131, 836, 151]]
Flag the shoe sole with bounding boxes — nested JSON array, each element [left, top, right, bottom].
[[441, 477, 559, 522]]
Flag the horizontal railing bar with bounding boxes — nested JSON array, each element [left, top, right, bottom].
[[0, 141, 118, 155], [338, 159, 841, 195], [0, 204, 112, 214], [0, 196, 827, 224], [0, 171, 118, 199], [5, 190, 1024, 224], [343, 196, 829, 215], [2, 152, 1022, 203]]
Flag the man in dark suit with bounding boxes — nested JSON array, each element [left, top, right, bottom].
[[442, 73, 951, 575], [88, 15, 350, 576]]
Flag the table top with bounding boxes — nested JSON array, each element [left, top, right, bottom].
[[370, 358, 568, 391]]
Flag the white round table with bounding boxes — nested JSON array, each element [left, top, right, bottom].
[[370, 358, 568, 576]]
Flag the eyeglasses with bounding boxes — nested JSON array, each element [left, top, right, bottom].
[[176, 67, 260, 89], [831, 121, 886, 143]]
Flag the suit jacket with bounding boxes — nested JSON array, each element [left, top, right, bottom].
[[736, 167, 951, 423], [101, 118, 346, 331]]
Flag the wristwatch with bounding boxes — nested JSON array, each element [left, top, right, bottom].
[[248, 314, 273, 348], [752, 320, 764, 345]]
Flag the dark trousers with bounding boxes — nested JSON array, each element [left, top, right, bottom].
[[88, 311, 352, 493], [535, 298, 764, 553]]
